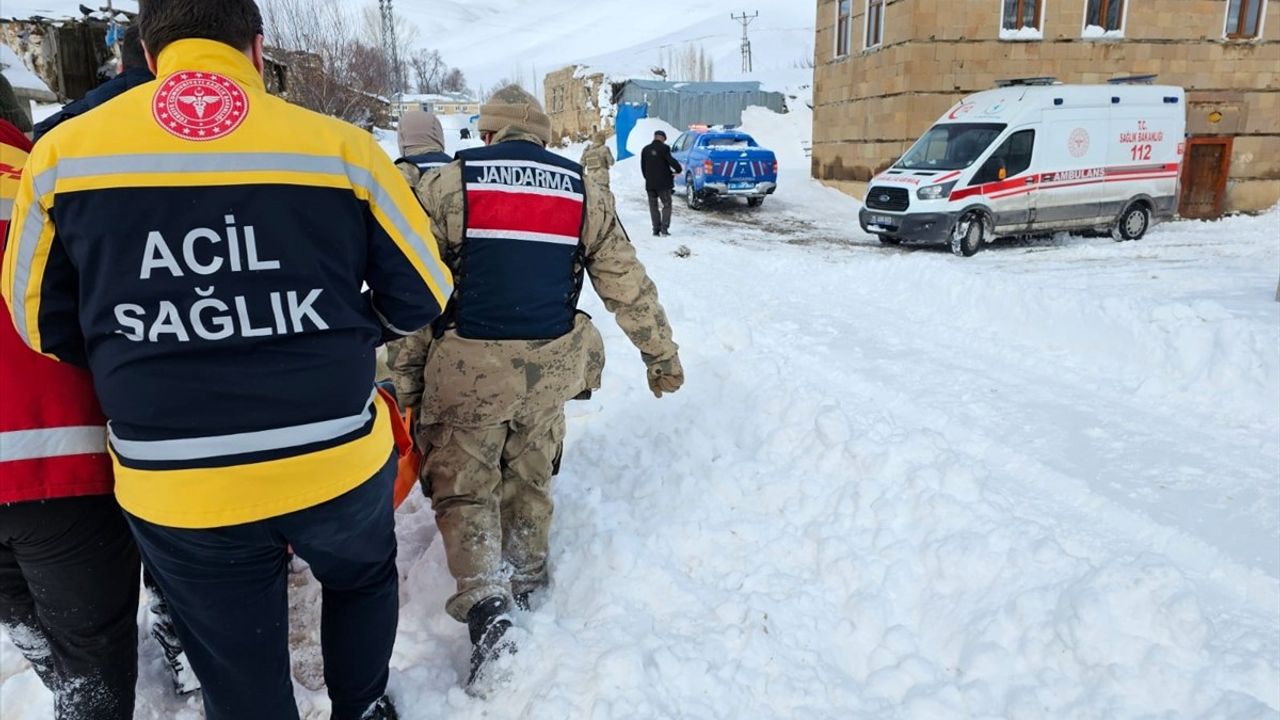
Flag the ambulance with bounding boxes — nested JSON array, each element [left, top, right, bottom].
[[859, 78, 1186, 256]]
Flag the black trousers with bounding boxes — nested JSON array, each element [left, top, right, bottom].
[[648, 189, 674, 232], [0, 495, 140, 720], [127, 454, 399, 720]]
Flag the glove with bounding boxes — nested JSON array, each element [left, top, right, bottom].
[[646, 355, 684, 398]]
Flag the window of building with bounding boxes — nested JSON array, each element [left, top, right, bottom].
[[1001, 0, 1044, 39], [1226, 0, 1267, 38], [866, 0, 885, 48], [1083, 0, 1125, 37], [836, 0, 852, 56]]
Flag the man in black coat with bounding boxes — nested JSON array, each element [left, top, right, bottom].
[[641, 130, 682, 236], [33, 25, 155, 141]]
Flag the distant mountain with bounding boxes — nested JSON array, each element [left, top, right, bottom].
[[1, 0, 817, 94], [386, 0, 815, 92]]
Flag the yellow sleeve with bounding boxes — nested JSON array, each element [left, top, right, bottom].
[[2, 145, 66, 358], [357, 133, 454, 339]]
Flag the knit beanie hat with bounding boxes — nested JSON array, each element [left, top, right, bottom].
[[398, 110, 446, 156], [478, 85, 551, 145]]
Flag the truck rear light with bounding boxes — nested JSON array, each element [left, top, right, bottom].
[[704, 160, 714, 174], [772, 160, 779, 174]]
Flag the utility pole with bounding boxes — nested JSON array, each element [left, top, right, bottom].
[[731, 11, 758, 74], [379, 0, 402, 97]]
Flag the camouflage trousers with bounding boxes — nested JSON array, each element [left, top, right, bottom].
[[586, 169, 611, 189], [421, 406, 567, 621]]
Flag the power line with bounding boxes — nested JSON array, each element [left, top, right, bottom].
[[731, 11, 758, 74]]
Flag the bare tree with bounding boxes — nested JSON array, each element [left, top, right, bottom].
[[358, 3, 419, 54], [658, 43, 715, 83], [358, 3, 418, 93], [441, 68, 468, 94], [408, 49, 446, 94], [405, 49, 470, 96], [262, 0, 391, 127]]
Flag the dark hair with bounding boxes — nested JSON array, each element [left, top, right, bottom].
[[654, 130, 667, 139], [138, 0, 263, 58], [121, 25, 147, 71]]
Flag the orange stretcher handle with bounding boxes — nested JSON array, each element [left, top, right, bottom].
[[376, 387, 422, 510]]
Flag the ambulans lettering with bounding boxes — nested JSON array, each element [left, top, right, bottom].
[[117, 216, 328, 343], [1044, 168, 1105, 183], [476, 164, 574, 192]]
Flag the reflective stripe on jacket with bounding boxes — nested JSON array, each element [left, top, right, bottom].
[[1, 120, 113, 504], [0, 40, 453, 527]]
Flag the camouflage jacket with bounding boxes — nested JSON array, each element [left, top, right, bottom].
[[581, 144, 615, 175], [388, 129, 677, 427]]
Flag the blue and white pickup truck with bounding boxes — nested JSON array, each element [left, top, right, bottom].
[[671, 128, 778, 209]]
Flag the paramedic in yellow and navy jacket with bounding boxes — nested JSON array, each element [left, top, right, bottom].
[[0, 1, 452, 718]]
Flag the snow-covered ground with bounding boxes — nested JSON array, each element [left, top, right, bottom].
[[3, 107, 1279, 718]]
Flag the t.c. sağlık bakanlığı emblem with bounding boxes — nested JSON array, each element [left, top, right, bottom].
[[153, 71, 248, 141]]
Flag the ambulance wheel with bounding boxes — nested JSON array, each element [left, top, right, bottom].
[[747, 197, 764, 208], [685, 176, 705, 210], [1113, 203, 1150, 242], [951, 211, 985, 257]]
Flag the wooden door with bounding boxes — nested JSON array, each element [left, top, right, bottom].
[[1179, 137, 1233, 219]]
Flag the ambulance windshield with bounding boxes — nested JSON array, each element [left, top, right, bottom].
[[896, 123, 1006, 171]]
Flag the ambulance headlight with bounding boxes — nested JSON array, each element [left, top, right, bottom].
[[917, 181, 957, 200]]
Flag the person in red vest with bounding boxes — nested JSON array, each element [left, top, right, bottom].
[[0, 116, 140, 719]]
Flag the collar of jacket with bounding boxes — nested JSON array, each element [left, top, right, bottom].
[[155, 38, 267, 93], [493, 127, 546, 147], [403, 142, 445, 156]]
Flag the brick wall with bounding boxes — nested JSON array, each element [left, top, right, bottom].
[[812, 0, 1280, 213]]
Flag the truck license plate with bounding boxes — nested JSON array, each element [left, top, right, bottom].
[[730, 182, 753, 190]]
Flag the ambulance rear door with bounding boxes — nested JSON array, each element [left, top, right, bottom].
[[1106, 92, 1184, 220]]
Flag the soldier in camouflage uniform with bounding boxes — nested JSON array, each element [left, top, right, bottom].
[[388, 85, 683, 687], [579, 132, 615, 188], [394, 109, 453, 188]]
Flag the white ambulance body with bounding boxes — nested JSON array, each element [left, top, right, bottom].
[[859, 80, 1186, 256]]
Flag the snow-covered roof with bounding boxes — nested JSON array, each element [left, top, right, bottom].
[[394, 93, 477, 104], [0, 43, 52, 95], [2, 1, 137, 21], [620, 79, 772, 95]]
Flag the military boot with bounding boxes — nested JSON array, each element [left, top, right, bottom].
[[512, 576, 549, 612], [466, 596, 515, 688], [361, 695, 399, 719], [145, 580, 201, 696], [150, 612, 201, 695]]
